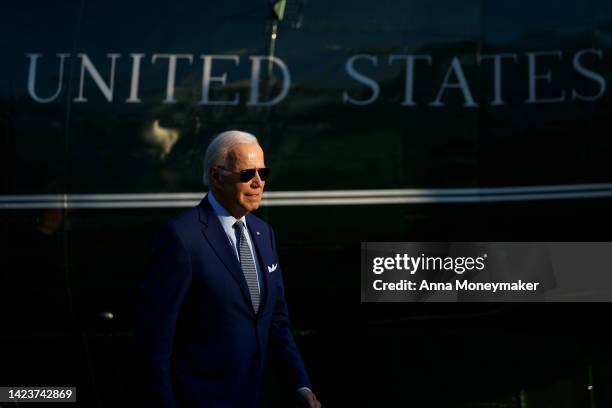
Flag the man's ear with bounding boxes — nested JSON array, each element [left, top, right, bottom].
[[210, 167, 220, 187]]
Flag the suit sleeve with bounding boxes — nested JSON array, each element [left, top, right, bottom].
[[134, 225, 192, 408], [267, 224, 313, 393]]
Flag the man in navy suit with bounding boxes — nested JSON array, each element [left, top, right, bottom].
[[135, 131, 321, 407]]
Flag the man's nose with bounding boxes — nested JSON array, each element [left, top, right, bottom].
[[251, 170, 264, 187]]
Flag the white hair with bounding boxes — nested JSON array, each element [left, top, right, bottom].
[[202, 130, 259, 186]]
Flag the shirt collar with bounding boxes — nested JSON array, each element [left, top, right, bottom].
[[208, 191, 247, 230]]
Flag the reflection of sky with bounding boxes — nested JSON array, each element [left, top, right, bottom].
[[2, 0, 612, 193], [290, 0, 607, 42], [275, 29, 478, 89], [483, 0, 595, 43], [75, 0, 267, 53], [273, 0, 606, 87], [3, 0, 611, 97], [0, 0, 268, 99], [2, 0, 612, 96], [300, 0, 480, 37], [0, 1, 81, 95]]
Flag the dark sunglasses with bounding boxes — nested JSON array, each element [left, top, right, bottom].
[[216, 166, 271, 183]]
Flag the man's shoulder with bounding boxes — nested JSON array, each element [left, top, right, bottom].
[[155, 201, 204, 244], [246, 211, 272, 232], [165, 206, 201, 231]]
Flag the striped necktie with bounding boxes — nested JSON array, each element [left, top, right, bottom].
[[233, 220, 260, 312]]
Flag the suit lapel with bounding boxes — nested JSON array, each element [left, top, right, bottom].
[[198, 195, 255, 313]]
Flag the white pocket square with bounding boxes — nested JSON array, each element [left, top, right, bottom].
[[267, 264, 278, 273]]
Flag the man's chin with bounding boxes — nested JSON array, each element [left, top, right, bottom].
[[240, 200, 261, 213], [249, 202, 261, 211]]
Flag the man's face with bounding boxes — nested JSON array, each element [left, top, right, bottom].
[[212, 143, 266, 218]]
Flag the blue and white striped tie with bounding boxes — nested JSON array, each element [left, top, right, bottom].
[[233, 220, 260, 312]]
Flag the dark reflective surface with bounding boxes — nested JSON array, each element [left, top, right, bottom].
[[2, 0, 612, 406]]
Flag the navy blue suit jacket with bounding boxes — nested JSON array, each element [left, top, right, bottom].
[[134, 195, 311, 407]]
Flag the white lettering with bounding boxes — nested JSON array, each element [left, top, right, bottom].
[[478, 53, 518, 106], [126, 53, 145, 103], [74, 53, 120, 103], [526, 51, 566, 104], [430, 57, 478, 107], [27, 53, 70, 103], [388, 54, 433, 106], [199, 55, 240, 106], [248, 56, 291, 106], [152, 54, 193, 103], [343, 55, 379, 105], [572, 48, 606, 102]]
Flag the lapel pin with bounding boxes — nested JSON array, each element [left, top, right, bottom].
[[256, 231, 260, 236]]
